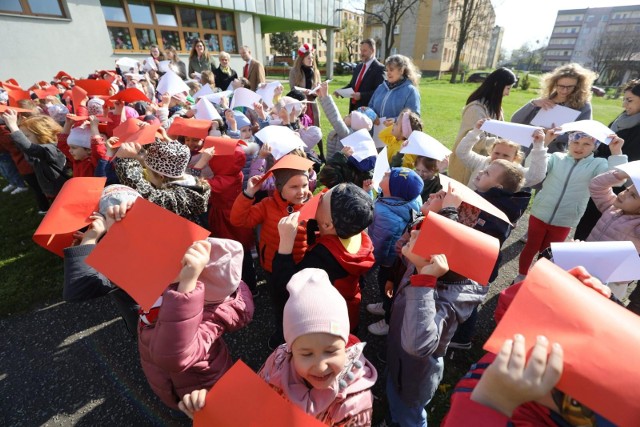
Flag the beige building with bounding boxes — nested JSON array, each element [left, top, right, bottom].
[[363, 0, 495, 76]]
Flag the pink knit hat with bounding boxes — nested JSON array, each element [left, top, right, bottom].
[[283, 268, 349, 346], [199, 238, 244, 304]]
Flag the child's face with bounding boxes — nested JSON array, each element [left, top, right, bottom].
[[315, 189, 334, 236], [184, 137, 203, 151], [280, 174, 309, 205], [415, 164, 436, 181], [474, 163, 505, 192], [401, 229, 427, 269], [290, 332, 346, 390], [489, 143, 518, 163], [568, 133, 597, 160], [391, 115, 403, 139], [613, 185, 640, 214], [68, 144, 91, 161], [240, 125, 252, 140], [379, 172, 391, 195]]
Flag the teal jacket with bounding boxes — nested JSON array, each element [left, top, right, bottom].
[[530, 152, 627, 227]]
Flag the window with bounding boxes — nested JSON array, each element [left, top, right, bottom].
[[0, 0, 66, 17], [99, 0, 238, 53]]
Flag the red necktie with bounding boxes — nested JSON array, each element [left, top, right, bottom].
[[352, 64, 366, 104], [244, 63, 249, 78]]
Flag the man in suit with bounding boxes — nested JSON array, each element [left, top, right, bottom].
[[239, 45, 266, 91], [334, 38, 386, 112]]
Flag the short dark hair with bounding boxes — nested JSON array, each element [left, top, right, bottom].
[[361, 38, 376, 51], [623, 79, 640, 96], [330, 183, 373, 238]]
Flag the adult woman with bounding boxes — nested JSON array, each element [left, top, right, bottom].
[[447, 67, 516, 184], [165, 46, 187, 80], [575, 79, 640, 241], [288, 43, 322, 126], [368, 54, 421, 120], [213, 51, 238, 91], [511, 63, 596, 153], [188, 39, 216, 80]]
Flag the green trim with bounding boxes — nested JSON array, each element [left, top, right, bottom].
[[259, 15, 338, 33]]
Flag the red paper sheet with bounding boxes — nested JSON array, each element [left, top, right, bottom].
[[108, 87, 150, 103], [411, 211, 499, 285], [32, 86, 59, 99], [112, 118, 160, 146], [168, 117, 211, 140], [253, 154, 315, 187], [484, 258, 640, 427], [194, 360, 325, 427], [71, 86, 88, 114], [439, 174, 511, 225], [85, 198, 210, 311], [202, 136, 246, 156], [0, 105, 32, 114], [74, 79, 113, 96], [297, 189, 326, 222], [6, 88, 31, 106], [32, 177, 106, 257], [66, 114, 109, 123]]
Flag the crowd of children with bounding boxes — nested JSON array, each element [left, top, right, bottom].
[[1, 59, 639, 427]]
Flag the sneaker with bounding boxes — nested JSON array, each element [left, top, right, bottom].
[[519, 232, 528, 243], [2, 184, 16, 193], [367, 319, 389, 336], [448, 341, 473, 350], [366, 302, 385, 316], [512, 274, 526, 284], [10, 186, 28, 195], [37, 210, 48, 215]]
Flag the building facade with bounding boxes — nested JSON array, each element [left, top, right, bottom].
[[542, 5, 640, 72], [0, 0, 342, 84], [363, 0, 496, 76], [486, 25, 504, 69]]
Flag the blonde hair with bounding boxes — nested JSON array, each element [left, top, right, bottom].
[[490, 139, 524, 164], [200, 70, 215, 85], [541, 63, 597, 110], [399, 108, 423, 134], [492, 159, 524, 193], [218, 51, 231, 61], [385, 55, 421, 86], [19, 115, 63, 144]]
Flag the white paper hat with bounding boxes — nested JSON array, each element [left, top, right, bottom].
[[400, 131, 451, 161], [254, 126, 305, 160], [194, 97, 222, 121], [156, 70, 190, 96]]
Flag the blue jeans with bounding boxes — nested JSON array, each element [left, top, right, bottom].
[[386, 356, 444, 427], [0, 152, 25, 187]]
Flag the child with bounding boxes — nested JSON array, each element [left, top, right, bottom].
[[179, 268, 377, 425], [113, 139, 211, 224], [379, 108, 422, 168], [367, 167, 424, 336], [455, 119, 547, 189], [224, 109, 252, 140], [414, 155, 443, 201], [2, 109, 67, 201], [138, 238, 254, 410], [516, 131, 627, 282], [58, 116, 109, 178], [273, 182, 376, 333], [183, 135, 213, 180]]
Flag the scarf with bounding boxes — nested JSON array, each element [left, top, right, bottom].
[[387, 77, 407, 90], [220, 65, 231, 75], [610, 111, 640, 133], [301, 65, 314, 89]]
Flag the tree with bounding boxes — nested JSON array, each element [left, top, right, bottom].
[[589, 27, 640, 85], [447, 0, 494, 83], [353, 0, 425, 58], [270, 32, 299, 57], [340, 20, 362, 62]]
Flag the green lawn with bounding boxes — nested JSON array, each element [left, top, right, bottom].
[[0, 77, 625, 318]]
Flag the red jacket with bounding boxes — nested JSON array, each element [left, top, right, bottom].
[[230, 189, 307, 273], [206, 146, 254, 248], [58, 133, 109, 178], [0, 125, 32, 175]]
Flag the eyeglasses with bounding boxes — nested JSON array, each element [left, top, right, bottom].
[[568, 132, 594, 142], [556, 84, 576, 91]]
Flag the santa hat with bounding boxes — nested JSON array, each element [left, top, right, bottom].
[[298, 43, 314, 56]]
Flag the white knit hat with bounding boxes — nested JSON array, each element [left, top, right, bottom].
[[283, 268, 349, 346], [350, 111, 373, 131]]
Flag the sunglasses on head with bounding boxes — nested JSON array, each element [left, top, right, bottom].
[[568, 132, 594, 142]]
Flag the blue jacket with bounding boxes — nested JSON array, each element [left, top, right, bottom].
[[368, 196, 421, 266], [368, 78, 421, 119]]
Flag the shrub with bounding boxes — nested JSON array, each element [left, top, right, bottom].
[[520, 73, 531, 90]]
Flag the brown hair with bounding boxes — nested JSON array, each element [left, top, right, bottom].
[[189, 39, 209, 61], [361, 38, 376, 51], [490, 139, 524, 164], [492, 159, 524, 193], [623, 79, 640, 96], [200, 70, 215, 85], [19, 115, 63, 144], [414, 156, 439, 173], [540, 63, 596, 110], [398, 108, 423, 138]]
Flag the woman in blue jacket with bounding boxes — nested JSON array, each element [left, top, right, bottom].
[[368, 54, 421, 119]]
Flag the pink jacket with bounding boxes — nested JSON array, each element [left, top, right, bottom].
[[258, 342, 377, 426], [138, 281, 254, 409], [586, 170, 640, 252]]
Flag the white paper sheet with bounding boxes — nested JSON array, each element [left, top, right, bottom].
[[557, 120, 614, 144], [335, 88, 355, 98], [193, 84, 215, 99], [254, 126, 304, 160], [530, 105, 581, 128], [551, 241, 640, 283], [158, 60, 171, 73], [194, 98, 222, 121], [230, 87, 262, 110], [156, 70, 190, 95], [255, 81, 282, 108], [340, 129, 378, 162], [372, 118, 387, 149], [141, 56, 157, 72], [481, 120, 542, 147], [116, 57, 140, 73], [201, 90, 233, 105], [400, 131, 451, 161], [372, 147, 390, 190], [615, 160, 640, 189]]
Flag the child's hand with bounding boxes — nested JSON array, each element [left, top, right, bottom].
[[80, 213, 107, 245], [245, 175, 263, 198], [442, 183, 462, 209], [178, 240, 212, 293], [1, 109, 19, 132], [156, 126, 170, 142], [383, 118, 395, 127], [316, 81, 329, 98], [105, 199, 135, 230], [258, 143, 272, 159], [105, 136, 119, 149], [225, 109, 237, 130], [161, 92, 171, 106], [475, 118, 488, 130], [277, 211, 300, 255], [567, 266, 611, 298], [178, 388, 207, 419], [341, 146, 354, 157], [532, 129, 545, 147], [419, 254, 449, 277], [543, 127, 559, 146], [115, 142, 142, 158], [471, 334, 563, 417], [194, 146, 215, 168], [219, 95, 229, 109], [362, 179, 374, 192], [608, 134, 624, 155], [384, 280, 394, 298], [401, 230, 430, 271]]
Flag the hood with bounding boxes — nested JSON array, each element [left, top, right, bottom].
[[478, 188, 531, 224], [209, 145, 246, 176]]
